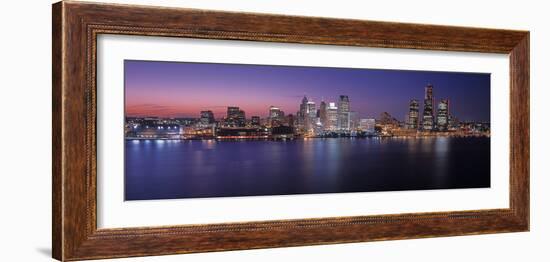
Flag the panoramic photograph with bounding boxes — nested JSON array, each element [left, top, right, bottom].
[[124, 60, 491, 201]]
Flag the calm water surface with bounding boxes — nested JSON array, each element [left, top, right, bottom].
[[125, 137, 490, 200]]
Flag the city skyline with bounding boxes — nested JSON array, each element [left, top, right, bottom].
[[125, 60, 491, 122], [123, 60, 491, 201]]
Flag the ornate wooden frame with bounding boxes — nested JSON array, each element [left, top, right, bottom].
[[52, 1, 530, 261]]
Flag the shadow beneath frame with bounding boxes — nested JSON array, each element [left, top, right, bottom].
[[36, 247, 51, 258]]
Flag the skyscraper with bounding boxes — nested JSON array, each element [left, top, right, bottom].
[[226, 106, 239, 126], [199, 110, 215, 125], [422, 84, 435, 130], [348, 111, 358, 130], [337, 95, 350, 131], [286, 114, 295, 128], [319, 100, 328, 128], [269, 106, 284, 127], [226, 106, 246, 127], [326, 102, 338, 131], [250, 116, 260, 126], [306, 101, 316, 131], [237, 110, 246, 127], [269, 106, 283, 118], [408, 99, 419, 129], [297, 96, 309, 131], [437, 99, 450, 131]]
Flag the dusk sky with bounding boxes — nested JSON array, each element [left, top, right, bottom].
[[125, 60, 490, 122]]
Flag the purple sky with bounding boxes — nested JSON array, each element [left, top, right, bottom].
[[125, 60, 490, 122]]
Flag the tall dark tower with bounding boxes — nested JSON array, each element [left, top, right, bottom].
[[437, 99, 450, 131], [226, 106, 245, 127], [319, 100, 328, 129], [306, 101, 316, 131], [297, 96, 309, 132], [200, 110, 215, 125], [408, 99, 419, 129], [422, 84, 435, 130], [337, 95, 350, 131]]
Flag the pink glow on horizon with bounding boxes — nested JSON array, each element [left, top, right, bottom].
[[125, 92, 303, 118], [125, 82, 308, 118], [124, 60, 491, 122]]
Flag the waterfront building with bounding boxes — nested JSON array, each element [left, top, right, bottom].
[[216, 127, 269, 140], [226, 106, 246, 127], [422, 84, 435, 130], [307, 101, 316, 131], [437, 99, 450, 131], [175, 118, 196, 126], [295, 110, 303, 132], [297, 96, 309, 132], [199, 110, 215, 125], [250, 116, 261, 127], [349, 111, 358, 130], [337, 95, 350, 131], [226, 106, 239, 126], [319, 100, 327, 128], [237, 110, 246, 127], [326, 102, 338, 131], [286, 114, 295, 128], [271, 126, 295, 139], [182, 126, 215, 139], [227, 107, 239, 117], [359, 118, 376, 134], [448, 115, 459, 130], [408, 99, 419, 129], [216, 127, 269, 139], [130, 124, 181, 139], [269, 106, 283, 118], [269, 106, 285, 127]]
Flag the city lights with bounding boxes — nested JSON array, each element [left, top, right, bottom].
[[125, 84, 490, 140]]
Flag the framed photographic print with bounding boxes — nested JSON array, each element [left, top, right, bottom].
[[52, 1, 529, 261]]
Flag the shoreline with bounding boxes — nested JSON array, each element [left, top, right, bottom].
[[125, 134, 490, 141]]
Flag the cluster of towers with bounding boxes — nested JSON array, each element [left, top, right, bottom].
[[199, 84, 452, 133], [199, 107, 249, 128], [296, 95, 353, 133], [408, 84, 451, 131]]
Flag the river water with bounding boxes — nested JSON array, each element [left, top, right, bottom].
[[125, 137, 490, 200]]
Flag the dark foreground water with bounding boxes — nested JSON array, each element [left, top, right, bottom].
[[125, 137, 490, 200]]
